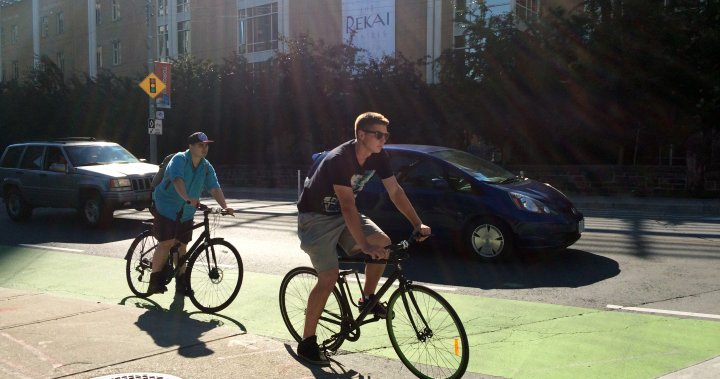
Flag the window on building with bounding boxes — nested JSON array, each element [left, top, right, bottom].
[[112, 41, 121, 65], [238, 2, 278, 54], [57, 12, 65, 35], [97, 46, 103, 69], [11, 25, 18, 45], [56, 51, 65, 73], [177, 0, 189, 13], [178, 21, 191, 56], [95, 1, 102, 25], [12, 61, 19, 80], [515, 0, 540, 23], [112, 0, 120, 21], [157, 0, 168, 16], [41, 16, 49, 38], [158, 24, 169, 59]]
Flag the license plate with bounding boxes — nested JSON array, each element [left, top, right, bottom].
[[578, 219, 585, 233]]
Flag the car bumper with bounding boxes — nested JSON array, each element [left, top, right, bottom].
[[104, 191, 152, 209], [513, 217, 584, 250]]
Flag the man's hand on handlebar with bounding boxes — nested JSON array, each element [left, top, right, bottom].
[[414, 224, 431, 241], [362, 244, 389, 260], [222, 208, 235, 216]]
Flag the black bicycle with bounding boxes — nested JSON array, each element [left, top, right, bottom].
[[279, 235, 470, 379], [125, 203, 243, 313]]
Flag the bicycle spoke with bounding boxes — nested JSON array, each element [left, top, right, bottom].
[[187, 240, 243, 313]]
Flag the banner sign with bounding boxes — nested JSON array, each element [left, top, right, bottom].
[[154, 61, 172, 109], [342, 0, 395, 60]]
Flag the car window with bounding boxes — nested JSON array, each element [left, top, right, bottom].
[[390, 153, 444, 189], [43, 146, 66, 170], [19, 146, 45, 170], [429, 149, 514, 183], [65, 144, 139, 166], [0, 146, 24, 168]]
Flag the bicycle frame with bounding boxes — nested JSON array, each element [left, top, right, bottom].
[[321, 250, 432, 352]]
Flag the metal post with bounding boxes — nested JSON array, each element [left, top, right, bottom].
[[147, 0, 157, 163]]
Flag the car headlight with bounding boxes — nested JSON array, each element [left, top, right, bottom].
[[109, 178, 132, 191], [509, 192, 556, 214]]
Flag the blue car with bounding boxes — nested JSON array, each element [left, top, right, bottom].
[[309, 144, 584, 261]]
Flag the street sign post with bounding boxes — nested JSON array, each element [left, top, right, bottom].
[[148, 119, 163, 135]]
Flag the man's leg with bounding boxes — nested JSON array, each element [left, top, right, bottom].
[[361, 232, 391, 297], [303, 268, 339, 339], [148, 239, 176, 294]]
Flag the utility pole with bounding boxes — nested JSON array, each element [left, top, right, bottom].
[[146, 0, 157, 163]]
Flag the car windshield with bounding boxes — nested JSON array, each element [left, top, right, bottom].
[[65, 145, 140, 166], [429, 149, 517, 183]]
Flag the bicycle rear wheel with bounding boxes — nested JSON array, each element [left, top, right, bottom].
[[186, 239, 243, 313], [279, 267, 347, 352], [125, 230, 157, 298], [386, 285, 469, 379]]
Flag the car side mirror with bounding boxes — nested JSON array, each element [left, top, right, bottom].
[[431, 178, 450, 190], [49, 163, 67, 173]]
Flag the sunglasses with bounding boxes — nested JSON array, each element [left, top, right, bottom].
[[361, 129, 390, 140]]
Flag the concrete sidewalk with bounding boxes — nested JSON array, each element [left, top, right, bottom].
[[0, 287, 492, 379]]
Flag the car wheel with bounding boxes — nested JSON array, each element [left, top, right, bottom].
[[5, 187, 32, 222], [463, 217, 514, 261], [80, 192, 112, 228]]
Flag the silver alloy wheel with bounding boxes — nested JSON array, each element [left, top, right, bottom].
[[83, 198, 101, 225], [7, 193, 21, 216], [470, 223, 505, 258]]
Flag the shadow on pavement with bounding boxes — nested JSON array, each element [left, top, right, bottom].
[[0, 209, 147, 244], [394, 248, 620, 290], [282, 343, 363, 378], [120, 294, 246, 358]]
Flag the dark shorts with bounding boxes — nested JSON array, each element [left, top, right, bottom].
[[154, 214, 193, 243]]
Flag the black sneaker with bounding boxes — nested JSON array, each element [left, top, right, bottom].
[[359, 294, 389, 319], [147, 272, 167, 294], [297, 336, 330, 367]]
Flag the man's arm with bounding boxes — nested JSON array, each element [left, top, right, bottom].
[[172, 177, 197, 206], [210, 187, 233, 215], [334, 185, 387, 259], [382, 176, 431, 239]]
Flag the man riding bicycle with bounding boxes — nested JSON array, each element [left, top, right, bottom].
[[295, 112, 430, 366], [148, 131, 234, 295]]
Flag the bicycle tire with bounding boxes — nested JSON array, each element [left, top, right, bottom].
[[125, 230, 157, 298], [186, 239, 243, 313], [386, 285, 470, 379], [279, 267, 347, 352]]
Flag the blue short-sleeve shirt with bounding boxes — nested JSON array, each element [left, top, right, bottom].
[[152, 150, 221, 221]]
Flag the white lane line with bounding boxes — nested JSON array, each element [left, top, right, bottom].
[[19, 244, 83, 253], [607, 304, 720, 320]]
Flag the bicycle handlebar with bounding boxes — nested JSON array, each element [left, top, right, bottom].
[[196, 203, 235, 216], [338, 232, 430, 264]]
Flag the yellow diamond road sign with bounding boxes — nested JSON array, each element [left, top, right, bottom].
[[139, 73, 166, 99]]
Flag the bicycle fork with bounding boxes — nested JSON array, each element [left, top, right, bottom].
[[398, 280, 433, 342]]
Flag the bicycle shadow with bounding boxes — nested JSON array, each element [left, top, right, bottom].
[[119, 293, 246, 358], [397, 247, 620, 290]]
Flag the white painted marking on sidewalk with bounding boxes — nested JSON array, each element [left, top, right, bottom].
[[19, 244, 83, 253], [607, 304, 720, 320]]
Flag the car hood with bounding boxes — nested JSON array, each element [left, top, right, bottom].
[[501, 179, 578, 210], [75, 163, 158, 178]]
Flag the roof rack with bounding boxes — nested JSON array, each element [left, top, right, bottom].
[[51, 137, 97, 142]]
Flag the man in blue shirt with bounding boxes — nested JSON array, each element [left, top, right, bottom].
[[148, 132, 234, 295]]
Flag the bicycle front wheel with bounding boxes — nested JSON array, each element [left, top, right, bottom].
[[186, 239, 243, 313], [125, 230, 157, 298], [386, 285, 469, 379], [279, 267, 347, 352]]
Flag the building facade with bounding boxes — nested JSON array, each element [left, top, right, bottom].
[[0, 0, 576, 84]]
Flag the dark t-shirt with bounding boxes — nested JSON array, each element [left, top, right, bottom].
[[297, 140, 393, 214]]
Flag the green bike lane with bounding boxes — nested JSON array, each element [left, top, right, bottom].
[[1, 245, 719, 379]]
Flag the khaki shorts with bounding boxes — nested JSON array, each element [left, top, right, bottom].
[[297, 212, 382, 273]]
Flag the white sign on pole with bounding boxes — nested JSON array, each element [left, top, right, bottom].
[[148, 119, 163, 135], [342, 0, 395, 60], [156, 110, 165, 120]]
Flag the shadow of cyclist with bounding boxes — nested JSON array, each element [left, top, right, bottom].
[[282, 344, 362, 378], [120, 294, 245, 358]]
